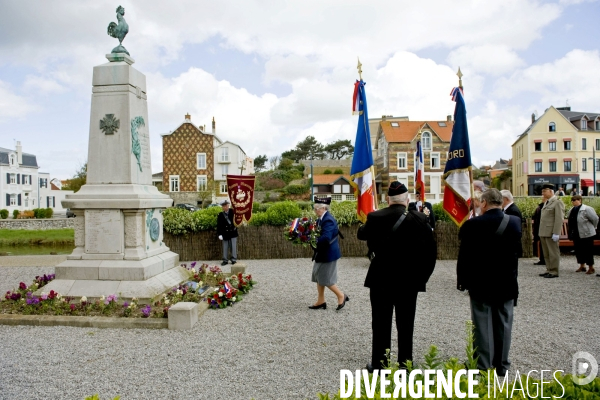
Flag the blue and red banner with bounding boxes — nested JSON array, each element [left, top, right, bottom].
[[442, 87, 473, 226], [415, 140, 425, 202], [350, 80, 377, 223]]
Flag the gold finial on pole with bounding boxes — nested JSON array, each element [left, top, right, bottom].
[[456, 67, 463, 88], [357, 57, 363, 81]]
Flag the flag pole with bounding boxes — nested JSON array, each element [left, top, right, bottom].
[[457, 67, 474, 206]]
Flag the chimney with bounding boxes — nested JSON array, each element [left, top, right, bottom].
[[531, 113, 536, 124], [381, 115, 387, 121], [212, 116, 216, 134], [16, 141, 22, 164], [185, 113, 191, 122], [446, 115, 452, 122]]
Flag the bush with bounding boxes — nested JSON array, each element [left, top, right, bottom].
[[45, 208, 53, 218], [249, 201, 302, 226], [247, 211, 269, 226], [0, 209, 8, 219], [17, 210, 34, 219], [432, 202, 451, 222], [163, 208, 195, 235], [296, 201, 313, 211], [284, 184, 309, 195], [329, 201, 360, 226], [12, 209, 19, 219], [190, 206, 221, 231], [271, 169, 303, 184], [32, 208, 47, 219], [334, 169, 344, 174], [260, 177, 286, 190], [294, 164, 305, 173], [323, 169, 332, 174]]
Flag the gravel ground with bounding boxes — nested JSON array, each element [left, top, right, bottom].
[[0, 255, 598, 400]]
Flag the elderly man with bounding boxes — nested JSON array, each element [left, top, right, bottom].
[[216, 199, 238, 266], [501, 190, 523, 257], [538, 184, 565, 278], [358, 181, 436, 372], [408, 191, 436, 229], [457, 188, 521, 377]]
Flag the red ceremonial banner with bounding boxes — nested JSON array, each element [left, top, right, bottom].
[[226, 175, 256, 227]]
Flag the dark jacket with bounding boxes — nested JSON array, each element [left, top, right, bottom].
[[357, 204, 437, 291], [457, 208, 521, 304], [504, 203, 523, 224], [217, 208, 239, 240], [532, 202, 545, 240], [313, 211, 342, 263], [408, 201, 436, 229]]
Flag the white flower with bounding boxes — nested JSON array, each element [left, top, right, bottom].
[[33, 283, 39, 287], [80, 296, 87, 303], [21, 298, 25, 302], [56, 293, 62, 299], [131, 297, 137, 302], [99, 295, 105, 301], [164, 298, 170, 305], [190, 268, 196, 274], [176, 289, 183, 295], [213, 288, 218, 292], [163, 293, 167, 298], [218, 292, 223, 297], [214, 274, 218, 277], [198, 281, 203, 286], [231, 297, 236, 302]]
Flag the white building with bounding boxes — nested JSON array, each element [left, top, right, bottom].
[[0, 142, 73, 216], [214, 141, 254, 201]]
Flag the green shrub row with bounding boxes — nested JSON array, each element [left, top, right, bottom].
[[0, 209, 8, 219], [3, 208, 54, 219]]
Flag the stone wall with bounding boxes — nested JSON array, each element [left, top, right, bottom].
[[0, 218, 75, 230]]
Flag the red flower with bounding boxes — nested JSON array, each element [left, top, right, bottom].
[[69, 304, 76, 311], [48, 290, 57, 299], [302, 217, 308, 221], [226, 293, 232, 299], [297, 226, 305, 233], [213, 293, 219, 299], [19, 282, 27, 290]]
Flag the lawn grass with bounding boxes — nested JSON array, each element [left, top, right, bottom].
[[0, 229, 74, 246]]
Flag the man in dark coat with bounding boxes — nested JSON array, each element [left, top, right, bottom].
[[532, 200, 546, 265], [408, 190, 436, 229], [457, 188, 521, 376], [358, 181, 437, 372], [216, 199, 238, 266], [501, 190, 523, 257]]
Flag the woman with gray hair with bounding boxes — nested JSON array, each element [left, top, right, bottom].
[[567, 195, 599, 275], [309, 197, 348, 310]]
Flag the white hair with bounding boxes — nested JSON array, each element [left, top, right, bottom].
[[389, 192, 409, 204], [314, 204, 330, 211], [500, 190, 513, 202]]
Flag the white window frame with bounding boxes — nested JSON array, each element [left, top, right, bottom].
[[342, 184, 350, 193], [333, 184, 341, 194], [196, 153, 206, 169], [549, 142, 556, 151], [581, 120, 587, 130], [421, 132, 432, 150], [169, 175, 180, 192], [23, 175, 30, 185], [221, 147, 229, 162], [331, 194, 343, 202], [582, 138, 587, 150], [596, 121, 600, 131], [582, 158, 587, 171], [197, 175, 207, 191], [9, 154, 15, 166], [221, 164, 229, 177], [220, 182, 228, 194], [548, 122, 556, 132], [397, 152, 407, 169], [9, 194, 16, 206], [430, 152, 440, 169], [9, 174, 16, 184]]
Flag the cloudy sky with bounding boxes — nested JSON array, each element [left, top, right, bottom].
[[1, 0, 599, 179]]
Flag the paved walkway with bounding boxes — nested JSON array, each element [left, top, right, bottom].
[[0, 256, 598, 399], [0, 255, 67, 267]]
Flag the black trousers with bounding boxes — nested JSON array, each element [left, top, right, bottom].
[[533, 237, 545, 262], [369, 289, 418, 369], [574, 237, 594, 266]]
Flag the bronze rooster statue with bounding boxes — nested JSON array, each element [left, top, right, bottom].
[[107, 5, 130, 55]]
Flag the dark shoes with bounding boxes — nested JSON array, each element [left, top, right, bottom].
[[308, 303, 326, 310], [231, 260, 237, 265], [366, 363, 374, 374], [336, 295, 349, 311], [221, 261, 228, 266], [534, 261, 546, 265], [542, 273, 558, 278], [539, 272, 549, 276]]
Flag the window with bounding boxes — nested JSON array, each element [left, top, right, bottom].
[[438, 122, 447, 127], [9, 174, 16, 184], [431, 152, 440, 169], [333, 184, 341, 193], [564, 140, 571, 151], [596, 121, 600, 131], [39, 178, 48, 188], [221, 164, 229, 177], [534, 142, 542, 151], [197, 175, 207, 191], [549, 161, 556, 172], [535, 162, 542, 172], [582, 138, 587, 150], [46, 196, 55, 208], [391, 122, 399, 127], [221, 147, 229, 162], [24, 196, 28, 207], [564, 160, 572, 172], [22, 175, 30, 185], [9, 154, 15, 166], [597, 139, 600, 151], [169, 175, 179, 192], [397, 152, 407, 169], [331, 194, 343, 201], [548, 122, 556, 132], [345, 194, 355, 201], [220, 182, 228, 194], [583, 158, 587, 171], [581, 120, 587, 130], [196, 153, 206, 169], [421, 132, 431, 150], [549, 142, 556, 151], [9, 194, 16, 206], [342, 184, 350, 193]]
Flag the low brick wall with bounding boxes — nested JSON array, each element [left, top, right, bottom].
[[163, 220, 534, 261], [0, 219, 74, 230]]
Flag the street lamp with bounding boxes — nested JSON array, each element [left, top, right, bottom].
[[588, 147, 596, 196]]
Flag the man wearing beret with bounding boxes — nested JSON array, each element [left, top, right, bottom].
[[216, 199, 238, 266], [538, 184, 565, 278], [408, 190, 436, 229], [358, 181, 437, 372]]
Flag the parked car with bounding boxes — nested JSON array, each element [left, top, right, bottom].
[[66, 209, 75, 218], [174, 203, 197, 212], [207, 203, 220, 208]]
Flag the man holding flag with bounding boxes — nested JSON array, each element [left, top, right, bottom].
[[409, 139, 435, 229], [442, 80, 473, 226], [350, 59, 377, 222]]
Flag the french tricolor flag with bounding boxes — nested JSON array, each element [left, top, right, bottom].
[[350, 80, 377, 222], [415, 140, 425, 202]]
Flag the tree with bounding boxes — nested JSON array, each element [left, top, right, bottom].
[[269, 155, 280, 170], [324, 139, 354, 160], [282, 136, 325, 162], [196, 178, 214, 207], [63, 162, 87, 193], [254, 155, 268, 172]]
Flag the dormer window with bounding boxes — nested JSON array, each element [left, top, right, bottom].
[[548, 122, 556, 132], [421, 132, 431, 150], [391, 122, 399, 127], [9, 154, 15, 166], [581, 120, 587, 130], [596, 121, 600, 131]]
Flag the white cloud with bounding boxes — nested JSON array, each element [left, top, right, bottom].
[[0, 81, 37, 121], [447, 45, 526, 76], [23, 75, 67, 95]]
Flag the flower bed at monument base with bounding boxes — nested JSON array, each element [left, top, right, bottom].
[[1, 262, 256, 318]]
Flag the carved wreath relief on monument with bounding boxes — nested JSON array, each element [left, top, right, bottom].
[[146, 209, 160, 242], [100, 114, 120, 135], [131, 116, 145, 172]]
